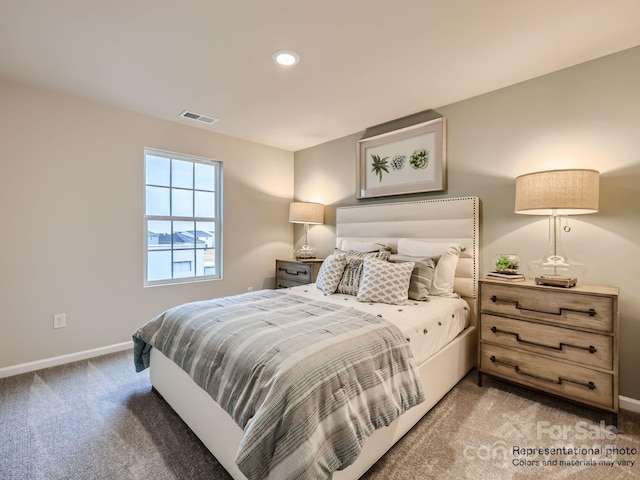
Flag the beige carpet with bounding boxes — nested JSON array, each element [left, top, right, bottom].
[[363, 373, 640, 479], [1, 350, 638, 479]]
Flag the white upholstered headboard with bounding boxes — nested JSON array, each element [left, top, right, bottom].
[[336, 197, 479, 322]]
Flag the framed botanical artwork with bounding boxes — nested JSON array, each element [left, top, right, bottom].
[[356, 117, 446, 199]]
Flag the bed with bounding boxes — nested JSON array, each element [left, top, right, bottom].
[[136, 196, 479, 480]]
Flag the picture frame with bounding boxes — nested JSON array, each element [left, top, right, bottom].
[[356, 117, 446, 199]]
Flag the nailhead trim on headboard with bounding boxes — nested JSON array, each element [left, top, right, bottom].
[[336, 197, 479, 300]]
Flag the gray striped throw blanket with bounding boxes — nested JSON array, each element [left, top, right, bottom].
[[133, 289, 424, 480]]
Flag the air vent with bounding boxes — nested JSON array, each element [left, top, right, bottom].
[[179, 110, 218, 124]]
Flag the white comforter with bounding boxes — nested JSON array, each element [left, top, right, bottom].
[[285, 284, 470, 365]]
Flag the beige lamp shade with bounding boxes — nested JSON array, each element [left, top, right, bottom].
[[289, 202, 324, 224], [515, 169, 599, 215]]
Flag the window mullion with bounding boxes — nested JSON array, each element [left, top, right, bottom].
[[169, 158, 174, 280], [192, 165, 197, 272]]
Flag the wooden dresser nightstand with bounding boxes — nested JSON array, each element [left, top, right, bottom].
[[478, 278, 619, 425], [275, 259, 324, 289]]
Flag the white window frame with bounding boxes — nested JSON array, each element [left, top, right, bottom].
[[143, 148, 223, 287]]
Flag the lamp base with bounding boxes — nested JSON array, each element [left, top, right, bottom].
[[295, 245, 317, 260], [535, 275, 577, 288]]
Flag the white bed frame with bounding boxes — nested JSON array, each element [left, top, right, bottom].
[[149, 196, 480, 480]]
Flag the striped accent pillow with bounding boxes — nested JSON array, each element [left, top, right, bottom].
[[390, 255, 438, 301], [335, 250, 391, 296]]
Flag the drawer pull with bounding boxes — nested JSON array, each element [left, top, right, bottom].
[[278, 268, 306, 276], [490, 295, 596, 317], [490, 355, 596, 390], [489, 326, 597, 354]]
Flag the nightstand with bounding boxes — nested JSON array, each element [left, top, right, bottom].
[[275, 258, 324, 289], [477, 278, 619, 426]]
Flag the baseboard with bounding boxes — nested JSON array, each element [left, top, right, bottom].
[[0, 341, 133, 379], [2, 342, 640, 414], [620, 395, 640, 414]]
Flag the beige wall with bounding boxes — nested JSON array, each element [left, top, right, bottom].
[[0, 78, 294, 368], [2, 46, 638, 399], [295, 46, 640, 399]]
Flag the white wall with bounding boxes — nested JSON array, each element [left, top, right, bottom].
[[294, 46, 640, 399], [0, 78, 294, 368]]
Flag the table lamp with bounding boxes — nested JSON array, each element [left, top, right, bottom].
[[515, 169, 599, 287], [289, 201, 324, 259]]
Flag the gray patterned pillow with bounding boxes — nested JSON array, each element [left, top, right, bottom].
[[315, 254, 348, 294], [357, 257, 415, 305], [335, 250, 391, 296], [390, 254, 439, 301]]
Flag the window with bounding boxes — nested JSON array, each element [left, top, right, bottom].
[[144, 148, 222, 286]]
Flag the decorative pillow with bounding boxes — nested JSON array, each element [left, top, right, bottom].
[[396, 240, 463, 297], [339, 240, 385, 252], [390, 254, 438, 301], [336, 250, 392, 296], [315, 254, 348, 294], [357, 257, 415, 305]]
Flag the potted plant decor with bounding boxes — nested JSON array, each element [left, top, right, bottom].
[[494, 254, 520, 274]]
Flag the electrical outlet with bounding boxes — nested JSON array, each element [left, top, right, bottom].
[[53, 313, 66, 329], [247, 287, 254, 292]]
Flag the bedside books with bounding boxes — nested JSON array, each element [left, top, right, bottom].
[[485, 271, 525, 282]]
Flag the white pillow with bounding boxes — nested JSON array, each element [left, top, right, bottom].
[[396, 240, 462, 297], [339, 240, 389, 252], [357, 257, 414, 305], [315, 254, 348, 294]]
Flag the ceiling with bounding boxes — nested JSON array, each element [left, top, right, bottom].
[[2, 0, 640, 152]]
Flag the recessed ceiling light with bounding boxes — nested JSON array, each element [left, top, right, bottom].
[[272, 49, 300, 66]]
